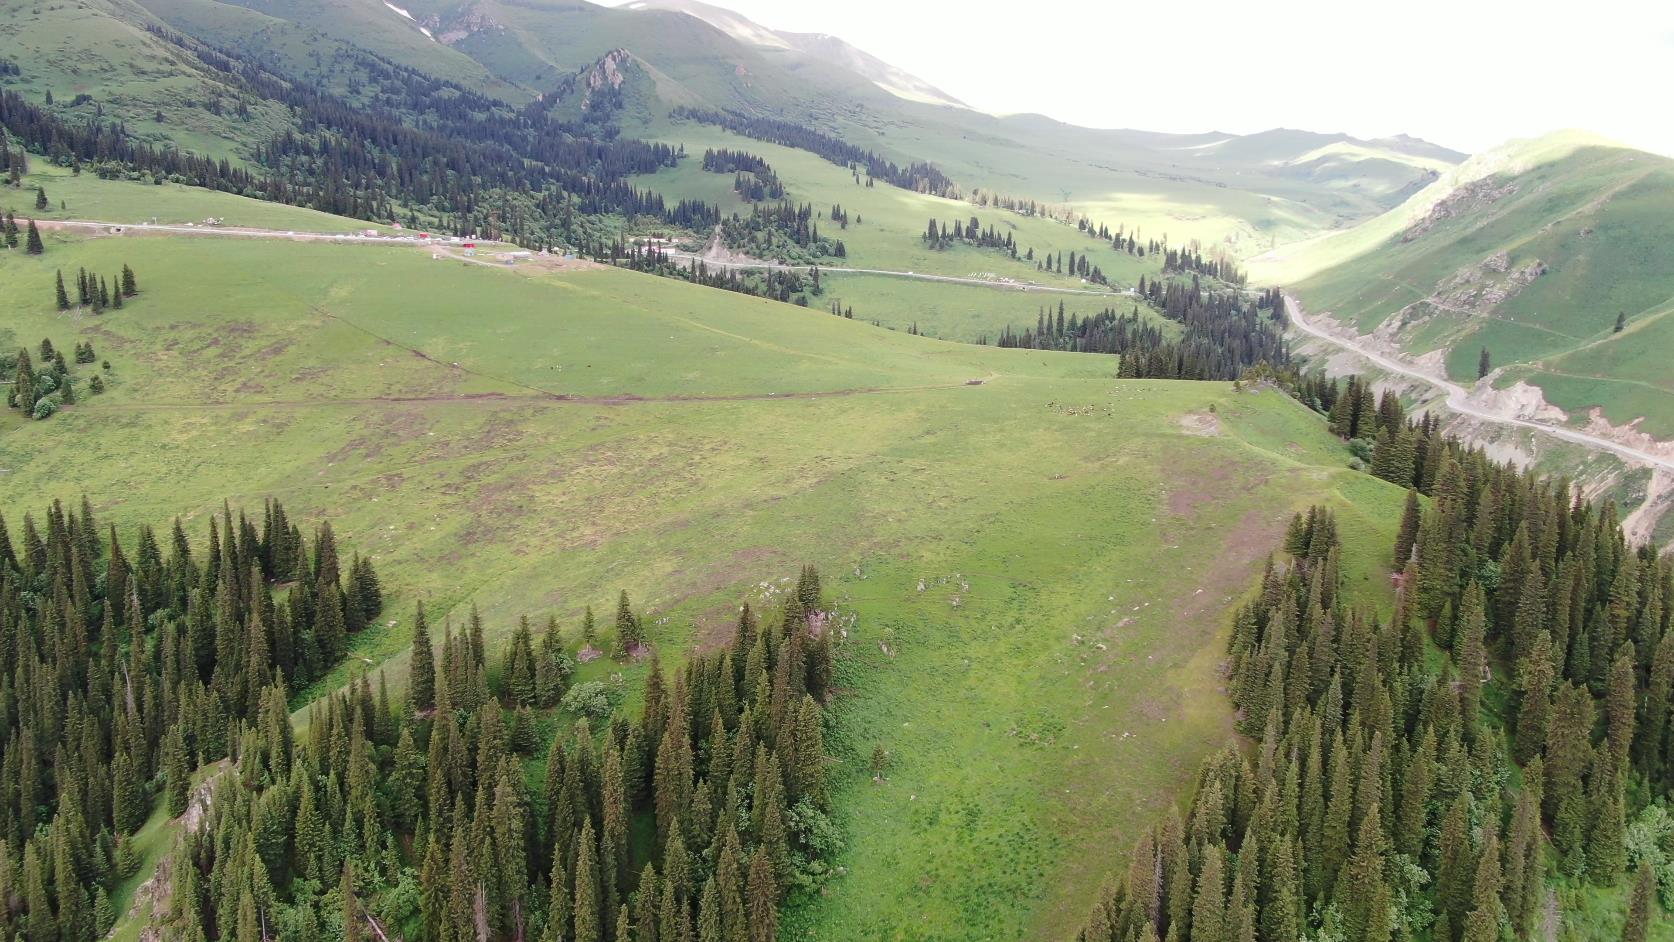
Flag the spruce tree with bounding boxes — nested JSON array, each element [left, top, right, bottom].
[[1622, 859, 1655, 942], [55, 270, 69, 310], [25, 218, 44, 254], [574, 821, 601, 942], [411, 602, 436, 713]]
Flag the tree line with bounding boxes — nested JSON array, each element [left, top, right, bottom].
[[0, 496, 384, 939], [987, 281, 1287, 381], [1079, 408, 1673, 941], [148, 571, 834, 942], [670, 108, 957, 198], [0, 490, 837, 941], [610, 244, 824, 307], [53, 264, 137, 313], [718, 202, 846, 264], [0, 31, 723, 251], [699, 150, 784, 202]]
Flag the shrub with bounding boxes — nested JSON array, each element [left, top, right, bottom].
[[560, 680, 618, 720], [32, 398, 58, 420]]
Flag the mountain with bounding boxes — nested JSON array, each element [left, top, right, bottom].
[[623, 0, 968, 108], [1262, 130, 1674, 541], [0, 0, 1455, 245]]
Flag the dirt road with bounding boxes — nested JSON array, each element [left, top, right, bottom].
[[1284, 294, 1674, 472], [47, 216, 1131, 297], [656, 244, 1134, 298]]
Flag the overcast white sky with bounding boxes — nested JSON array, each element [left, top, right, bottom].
[[614, 0, 1674, 157]]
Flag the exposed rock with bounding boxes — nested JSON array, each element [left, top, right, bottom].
[[578, 49, 632, 110], [119, 762, 229, 941], [1403, 177, 1518, 241], [434, 4, 501, 44]]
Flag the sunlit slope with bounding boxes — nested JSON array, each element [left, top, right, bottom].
[[1263, 132, 1674, 436], [1, 219, 1395, 941]]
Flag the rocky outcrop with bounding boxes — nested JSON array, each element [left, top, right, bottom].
[[579, 48, 632, 109], [431, 5, 502, 44], [1403, 177, 1518, 241], [116, 762, 228, 942]]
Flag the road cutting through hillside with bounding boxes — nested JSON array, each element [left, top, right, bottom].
[[1284, 294, 1674, 473], [40, 218, 1132, 297]]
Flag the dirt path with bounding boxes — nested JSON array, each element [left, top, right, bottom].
[[1285, 294, 1674, 473]]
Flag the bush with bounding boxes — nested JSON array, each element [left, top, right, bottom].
[[560, 680, 619, 720], [89, 375, 105, 394], [32, 398, 58, 420]]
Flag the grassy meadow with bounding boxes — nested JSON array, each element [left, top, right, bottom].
[[0, 203, 1401, 940]]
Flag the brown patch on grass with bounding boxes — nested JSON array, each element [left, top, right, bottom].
[[1178, 412, 1221, 436]]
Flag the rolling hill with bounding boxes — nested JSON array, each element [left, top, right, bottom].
[[1, 0, 1460, 250], [0, 173, 1406, 940]]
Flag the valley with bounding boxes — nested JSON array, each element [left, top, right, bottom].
[[3, 2, 1673, 941]]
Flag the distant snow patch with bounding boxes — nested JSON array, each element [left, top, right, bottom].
[[1169, 138, 1233, 153], [382, 2, 435, 41]]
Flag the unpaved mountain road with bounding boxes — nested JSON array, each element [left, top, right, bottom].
[[42, 218, 1132, 297], [37, 218, 453, 244], [1284, 294, 1674, 473], [655, 246, 1134, 297]]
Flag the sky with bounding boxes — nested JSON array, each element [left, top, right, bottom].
[[612, 0, 1674, 157]]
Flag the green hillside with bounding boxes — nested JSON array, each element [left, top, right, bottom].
[[0, 178, 1400, 939], [0, 0, 1459, 254], [1265, 132, 1674, 438], [0, 0, 302, 161]]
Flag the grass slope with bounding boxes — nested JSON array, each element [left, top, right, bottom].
[[1264, 133, 1674, 437], [4, 162, 377, 231], [629, 120, 1169, 339], [1, 179, 1397, 940], [0, 0, 302, 161]]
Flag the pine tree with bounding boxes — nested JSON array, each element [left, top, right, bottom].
[[411, 602, 436, 713], [55, 270, 69, 310], [613, 590, 638, 658], [1622, 859, 1655, 942], [25, 218, 44, 255], [745, 849, 777, 942], [1456, 583, 1488, 738], [1393, 488, 1421, 566], [575, 821, 601, 942], [507, 616, 537, 707], [35, 186, 48, 210], [1512, 631, 1556, 763], [1477, 347, 1491, 379]]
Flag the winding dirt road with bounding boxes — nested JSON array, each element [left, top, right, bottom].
[[1284, 294, 1674, 473], [654, 239, 1133, 298]]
